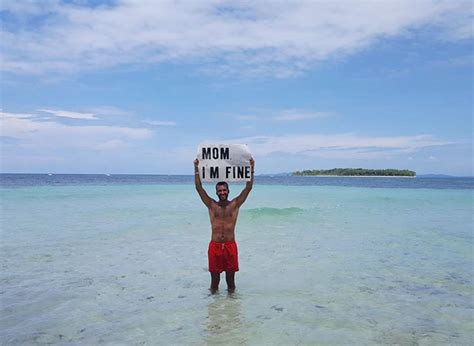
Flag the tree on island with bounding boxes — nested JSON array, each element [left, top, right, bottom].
[[292, 168, 416, 177]]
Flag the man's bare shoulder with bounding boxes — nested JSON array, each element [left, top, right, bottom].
[[228, 199, 240, 208], [208, 199, 219, 209]]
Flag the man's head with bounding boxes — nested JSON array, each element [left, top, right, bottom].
[[215, 181, 229, 201]]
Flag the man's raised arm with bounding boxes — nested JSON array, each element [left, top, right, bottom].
[[194, 158, 213, 208], [235, 158, 255, 207]]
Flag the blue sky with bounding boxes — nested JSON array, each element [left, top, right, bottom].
[[1, 0, 472, 175]]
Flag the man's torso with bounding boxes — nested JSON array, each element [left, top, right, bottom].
[[208, 200, 240, 242]]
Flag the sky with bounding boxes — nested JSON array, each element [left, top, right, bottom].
[[1, 0, 472, 176]]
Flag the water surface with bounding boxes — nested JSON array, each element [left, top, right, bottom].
[[1, 175, 472, 344]]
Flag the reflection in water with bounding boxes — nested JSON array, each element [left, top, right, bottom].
[[204, 293, 245, 345]]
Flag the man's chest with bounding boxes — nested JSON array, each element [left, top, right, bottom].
[[212, 205, 236, 219]]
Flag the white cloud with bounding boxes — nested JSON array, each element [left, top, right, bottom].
[[37, 108, 98, 120], [90, 106, 134, 117], [232, 109, 331, 121], [273, 109, 332, 121], [1, 0, 471, 77], [144, 120, 177, 126], [1, 110, 152, 150], [217, 133, 452, 160], [0, 111, 35, 119]]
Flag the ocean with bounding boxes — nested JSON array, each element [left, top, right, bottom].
[[1, 174, 473, 345]]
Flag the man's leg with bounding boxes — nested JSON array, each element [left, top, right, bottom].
[[225, 271, 236, 292], [210, 273, 220, 293]]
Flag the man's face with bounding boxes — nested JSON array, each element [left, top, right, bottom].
[[216, 185, 229, 201]]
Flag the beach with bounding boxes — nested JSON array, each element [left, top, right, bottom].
[[1, 175, 473, 344]]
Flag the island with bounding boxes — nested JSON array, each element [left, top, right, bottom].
[[292, 168, 416, 177]]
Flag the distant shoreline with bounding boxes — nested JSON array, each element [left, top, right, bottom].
[[293, 168, 416, 177]]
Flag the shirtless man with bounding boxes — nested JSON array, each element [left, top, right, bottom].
[[194, 157, 255, 293]]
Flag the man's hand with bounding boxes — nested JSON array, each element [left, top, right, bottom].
[[194, 158, 199, 169], [250, 157, 255, 172]]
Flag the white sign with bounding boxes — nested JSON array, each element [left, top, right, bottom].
[[197, 144, 252, 182]]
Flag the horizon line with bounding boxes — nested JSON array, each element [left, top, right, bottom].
[[0, 172, 471, 178]]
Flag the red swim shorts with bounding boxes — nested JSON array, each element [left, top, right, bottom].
[[208, 240, 239, 273]]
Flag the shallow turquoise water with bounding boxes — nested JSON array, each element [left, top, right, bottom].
[[1, 183, 473, 344]]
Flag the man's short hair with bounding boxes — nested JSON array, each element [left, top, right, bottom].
[[216, 181, 229, 190]]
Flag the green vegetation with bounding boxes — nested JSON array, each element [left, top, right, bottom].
[[293, 168, 416, 177]]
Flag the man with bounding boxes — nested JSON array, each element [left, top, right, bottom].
[[194, 157, 255, 293]]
